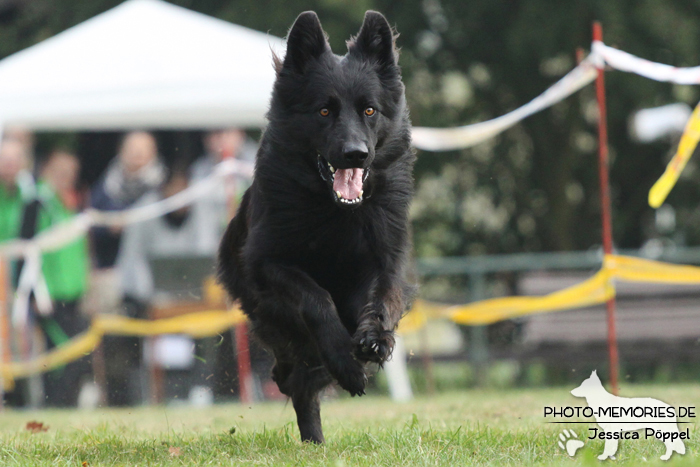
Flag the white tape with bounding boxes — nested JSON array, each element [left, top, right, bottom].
[[593, 41, 700, 84], [11, 246, 51, 327], [412, 43, 700, 153], [0, 159, 254, 260], [411, 58, 598, 151]]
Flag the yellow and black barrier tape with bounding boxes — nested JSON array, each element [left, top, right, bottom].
[[1, 309, 246, 391], [4, 254, 700, 390]]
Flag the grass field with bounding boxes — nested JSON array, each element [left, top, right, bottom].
[[0, 384, 697, 466]]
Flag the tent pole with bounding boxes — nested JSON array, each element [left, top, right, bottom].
[[593, 21, 620, 396]]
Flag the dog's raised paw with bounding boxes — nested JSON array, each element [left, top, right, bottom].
[[354, 327, 395, 364]]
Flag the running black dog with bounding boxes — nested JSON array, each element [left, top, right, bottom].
[[218, 10, 414, 443]]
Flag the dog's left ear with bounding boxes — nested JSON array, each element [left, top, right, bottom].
[[349, 11, 398, 72]]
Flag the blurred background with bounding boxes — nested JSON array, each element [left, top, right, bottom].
[[1, 0, 700, 409]]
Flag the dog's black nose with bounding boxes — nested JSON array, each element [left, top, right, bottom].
[[343, 142, 368, 166]]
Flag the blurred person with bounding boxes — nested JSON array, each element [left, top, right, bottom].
[[189, 128, 256, 254], [117, 169, 211, 402], [21, 150, 91, 407], [118, 169, 200, 302], [90, 131, 166, 268], [0, 134, 39, 408], [87, 131, 165, 406], [3, 127, 34, 153], [191, 128, 256, 180], [0, 139, 32, 243], [189, 130, 276, 401]]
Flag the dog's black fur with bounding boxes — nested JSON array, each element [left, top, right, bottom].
[[218, 10, 415, 444]]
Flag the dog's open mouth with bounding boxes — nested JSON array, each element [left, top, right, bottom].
[[318, 155, 369, 207]]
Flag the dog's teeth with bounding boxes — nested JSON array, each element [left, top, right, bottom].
[[359, 190, 363, 197], [336, 191, 342, 198], [330, 167, 335, 173]]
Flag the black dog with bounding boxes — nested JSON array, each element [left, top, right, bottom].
[[218, 10, 415, 444]]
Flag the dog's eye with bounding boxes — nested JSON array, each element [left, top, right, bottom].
[[319, 108, 330, 117], [364, 107, 376, 117]]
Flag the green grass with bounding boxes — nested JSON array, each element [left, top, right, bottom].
[[0, 384, 697, 466]]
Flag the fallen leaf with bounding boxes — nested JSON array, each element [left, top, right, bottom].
[[25, 421, 49, 433], [169, 446, 182, 457], [82, 462, 90, 467]]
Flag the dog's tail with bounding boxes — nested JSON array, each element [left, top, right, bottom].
[[218, 189, 251, 302]]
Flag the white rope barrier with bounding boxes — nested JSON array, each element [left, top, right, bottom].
[[593, 41, 700, 84], [0, 158, 254, 260], [412, 42, 700, 152], [411, 58, 599, 151]]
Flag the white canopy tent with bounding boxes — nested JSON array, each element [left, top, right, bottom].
[[0, 0, 286, 131]]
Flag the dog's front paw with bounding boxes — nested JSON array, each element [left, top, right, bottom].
[[320, 336, 367, 397], [333, 358, 367, 397], [353, 323, 395, 364]]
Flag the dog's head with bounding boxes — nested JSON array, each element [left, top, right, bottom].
[[269, 11, 407, 209], [570, 370, 603, 398]]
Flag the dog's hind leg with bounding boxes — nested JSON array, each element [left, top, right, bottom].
[[271, 354, 331, 444], [253, 262, 367, 396], [294, 390, 324, 443], [289, 362, 332, 444]]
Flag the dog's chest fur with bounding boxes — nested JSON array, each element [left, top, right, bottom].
[[254, 190, 393, 289]]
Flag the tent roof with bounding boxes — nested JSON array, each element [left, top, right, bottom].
[[0, 0, 286, 130]]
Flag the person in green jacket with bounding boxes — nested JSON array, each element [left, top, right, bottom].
[[35, 152, 89, 302], [25, 150, 91, 407]]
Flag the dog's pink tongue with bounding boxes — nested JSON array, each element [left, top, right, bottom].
[[333, 168, 364, 199]]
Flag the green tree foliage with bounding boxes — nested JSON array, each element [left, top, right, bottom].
[[2, 0, 700, 257]]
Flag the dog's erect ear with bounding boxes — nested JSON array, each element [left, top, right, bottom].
[[284, 11, 329, 74], [349, 11, 397, 69]]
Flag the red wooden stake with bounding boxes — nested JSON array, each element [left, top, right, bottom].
[[234, 324, 254, 403], [593, 21, 620, 395]]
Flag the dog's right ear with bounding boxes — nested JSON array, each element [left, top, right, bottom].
[[283, 11, 329, 74]]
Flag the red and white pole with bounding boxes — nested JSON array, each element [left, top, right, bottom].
[[593, 21, 620, 395]]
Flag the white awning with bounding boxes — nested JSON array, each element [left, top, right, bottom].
[[0, 0, 285, 130]]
